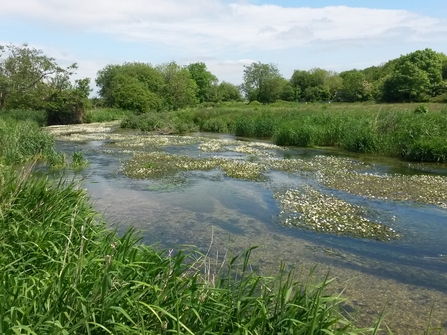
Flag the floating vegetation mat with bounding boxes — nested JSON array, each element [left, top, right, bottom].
[[268, 155, 447, 209], [122, 152, 266, 181], [321, 171, 447, 209], [274, 186, 400, 241], [113, 135, 201, 149], [267, 155, 367, 174], [46, 121, 119, 138]]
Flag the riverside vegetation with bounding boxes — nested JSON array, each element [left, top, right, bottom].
[[0, 111, 390, 334], [120, 101, 447, 162]]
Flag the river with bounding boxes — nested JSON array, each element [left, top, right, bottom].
[[45, 122, 447, 334]]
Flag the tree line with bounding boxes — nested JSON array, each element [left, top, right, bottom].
[[1, 44, 446, 124], [242, 48, 447, 104]]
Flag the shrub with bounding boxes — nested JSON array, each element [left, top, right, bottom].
[[413, 105, 429, 114]]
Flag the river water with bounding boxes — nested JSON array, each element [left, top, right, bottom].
[[45, 122, 447, 334]]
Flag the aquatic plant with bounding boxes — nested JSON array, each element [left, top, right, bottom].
[[71, 151, 89, 168], [275, 186, 400, 241], [122, 152, 266, 181]]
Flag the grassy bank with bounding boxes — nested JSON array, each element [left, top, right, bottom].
[[0, 115, 378, 333], [84, 108, 134, 123], [0, 118, 62, 166], [120, 102, 447, 162]]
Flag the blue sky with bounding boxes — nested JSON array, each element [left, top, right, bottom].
[[1, 0, 447, 92]]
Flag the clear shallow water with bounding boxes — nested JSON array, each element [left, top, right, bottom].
[[47, 131, 447, 334]]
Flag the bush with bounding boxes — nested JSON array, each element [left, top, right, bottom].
[[413, 105, 429, 114], [121, 113, 168, 131]]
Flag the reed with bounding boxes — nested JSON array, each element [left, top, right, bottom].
[[0, 118, 61, 166], [84, 108, 133, 123], [118, 102, 447, 162]]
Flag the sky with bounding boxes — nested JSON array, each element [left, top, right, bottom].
[[1, 0, 447, 93]]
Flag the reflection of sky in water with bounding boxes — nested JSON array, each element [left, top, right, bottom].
[[51, 137, 447, 294]]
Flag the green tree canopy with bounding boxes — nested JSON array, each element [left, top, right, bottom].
[[241, 62, 283, 103], [96, 62, 164, 110], [157, 62, 198, 110], [209, 81, 242, 102], [339, 70, 372, 102], [382, 61, 431, 102], [110, 73, 162, 113], [290, 68, 341, 101], [187, 62, 217, 103], [0, 44, 88, 124], [381, 49, 444, 102], [0, 44, 76, 110]]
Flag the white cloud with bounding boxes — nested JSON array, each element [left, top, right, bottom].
[[2, 1, 446, 54], [2, 1, 447, 84]]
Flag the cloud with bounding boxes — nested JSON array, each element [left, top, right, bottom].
[[2, 1, 447, 84], [2, 1, 446, 55]]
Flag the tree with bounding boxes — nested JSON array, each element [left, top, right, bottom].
[[442, 55, 447, 80], [381, 49, 443, 101], [382, 61, 430, 102], [241, 62, 283, 103], [187, 62, 217, 103], [279, 79, 295, 101], [339, 71, 372, 102], [157, 62, 198, 110], [290, 68, 341, 101], [109, 74, 161, 113], [290, 70, 312, 100], [209, 81, 242, 102], [44, 78, 92, 124], [96, 62, 164, 109], [0, 44, 76, 110]]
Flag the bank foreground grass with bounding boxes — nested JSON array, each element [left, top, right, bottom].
[[0, 166, 386, 334]]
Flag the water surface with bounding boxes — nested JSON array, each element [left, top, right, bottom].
[[46, 124, 447, 334]]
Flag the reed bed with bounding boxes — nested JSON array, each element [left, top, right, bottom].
[[84, 108, 134, 123], [121, 102, 447, 162], [0, 118, 62, 166]]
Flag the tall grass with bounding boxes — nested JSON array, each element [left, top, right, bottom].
[[0, 118, 62, 166], [0, 167, 376, 334], [120, 102, 447, 162], [84, 108, 134, 123], [0, 109, 48, 126]]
